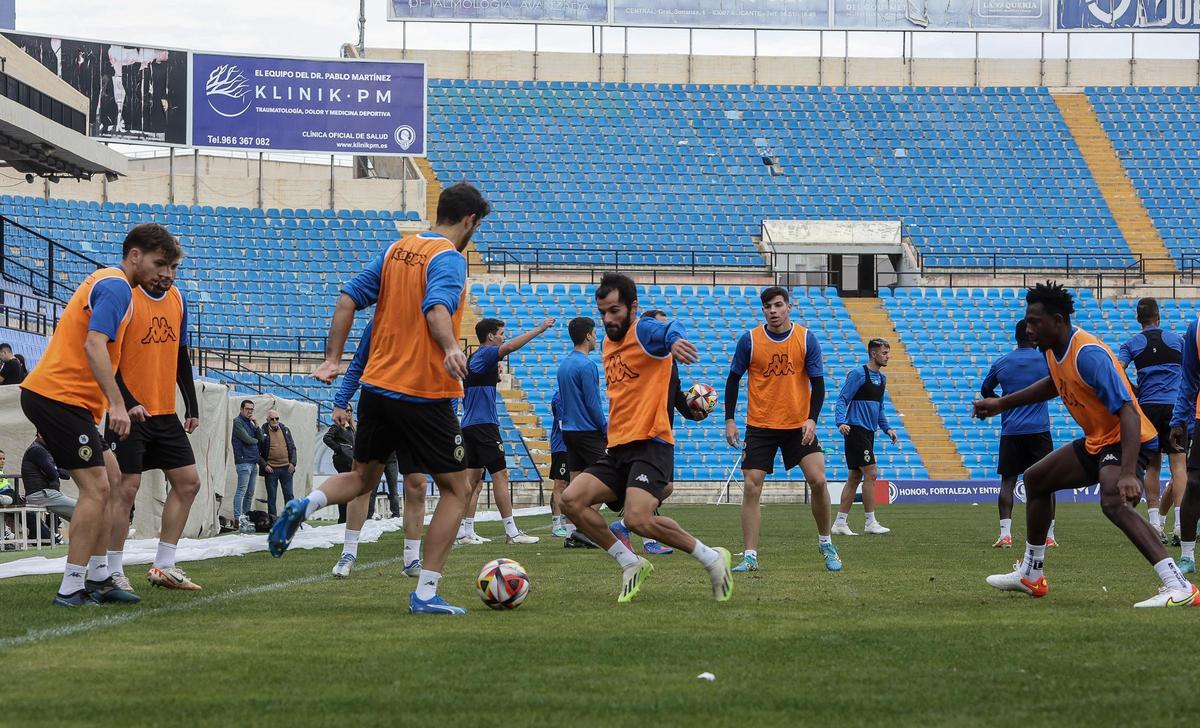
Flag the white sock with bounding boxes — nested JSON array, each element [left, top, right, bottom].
[[1182, 541, 1196, 561], [87, 555, 109, 582], [1019, 543, 1046, 580], [690, 539, 721, 568], [565, 523, 577, 537], [1174, 507, 1183, 532], [865, 511, 878, 526], [106, 549, 124, 576], [60, 562, 86, 595], [502, 516, 519, 539], [1048, 520, 1056, 539], [1149, 510, 1162, 528], [415, 569, 441, 600], [818, 534, 832, 546], [552, 515, 564, 527], [607, 540, 640, 569], [153, 542, 177, 570], [304, 490, 328, 518], [404, 539, 421, 565], [343, 529, 360, 558], [464, 518, 475, 536], [999, 518, 1013, 538], [834, 512, 848, 526], [1153, 557, 1189, 591], [745, 548, 758, 559]]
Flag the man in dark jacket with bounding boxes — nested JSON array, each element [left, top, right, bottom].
[[323, 404, 356, 524], [22, 433, 76, 521], [231, 400, 263, 531], [259, 409, 297, 519]]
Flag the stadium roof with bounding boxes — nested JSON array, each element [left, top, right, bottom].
[[0, 96, 128, 179]]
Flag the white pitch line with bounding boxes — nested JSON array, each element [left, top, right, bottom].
[[0, 556, 406, 652]]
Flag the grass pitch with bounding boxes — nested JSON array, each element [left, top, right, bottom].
[[0, 503, 1194, 727]]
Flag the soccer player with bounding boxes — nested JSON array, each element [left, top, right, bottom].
[[725, 286, 841, 573], [975, 282, 1197, 608], [548, 389, 570, 537], [556, 316, 607, 549], [276, 181, 489, 615], [1168, 312, 1200, 575], [559, 273, 733, 604], [1119, 297, 1185, 544], [20, 223, 178, 606], [328, 319, 426, 579], [455, 316, 554, 546], [832, 338, 898, 536], [104, 240, 204, 593], [979, 320, 1055, 549], [609, 309, 708, 556]]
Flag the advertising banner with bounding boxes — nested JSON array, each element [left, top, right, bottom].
[[2, 31, 188, 145], [1058, 0, 1200, 28], [190, 53, 426, 155], [389, 0, 609, 23], [881, 479, 1104, 504], [612, 0, 828, 27], [834, 0, 1052, 29]]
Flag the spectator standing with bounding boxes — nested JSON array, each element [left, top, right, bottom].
[[259, 409, 297, 519], [231, 399, 263, 532], [0, 343, 23, 385]]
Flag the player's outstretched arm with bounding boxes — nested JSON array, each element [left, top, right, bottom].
[[314, 293, 357, 383], [973, 376, 1057, 419], [499, 317, 555, 359]]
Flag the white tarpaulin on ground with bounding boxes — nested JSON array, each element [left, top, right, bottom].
[[0, 506, 550, 579], [0, 382, 317, 540]]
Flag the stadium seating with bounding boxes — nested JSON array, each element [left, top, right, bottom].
[[427, 80, 1131, 269], [0, 195, 421, 352], [470, 282, 928, 482], [884, 287, 1200, 478], [1087, 87, 1200, 268]]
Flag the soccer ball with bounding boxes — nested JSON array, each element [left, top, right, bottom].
[[476, 558, 530, 610], [686, 383, 718, 415]]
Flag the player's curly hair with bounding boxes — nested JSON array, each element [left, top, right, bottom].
[[1026, 281, 1075, 320]]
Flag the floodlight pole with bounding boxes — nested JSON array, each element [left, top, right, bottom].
[[357, 0, 366, 57], [168, 147, 175, 205]]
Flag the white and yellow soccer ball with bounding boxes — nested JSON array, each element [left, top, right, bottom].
[[476, 558, 530, 610], [686, 382, 718, 415]]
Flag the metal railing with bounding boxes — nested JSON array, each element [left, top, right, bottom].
[[916, 252, 1200, 297], [0, 215, 105, 304]]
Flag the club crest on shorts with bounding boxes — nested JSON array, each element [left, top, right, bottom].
[[78, 445, 93, 461], [455, 434, 463, 445], [454, 445, 465, 462]]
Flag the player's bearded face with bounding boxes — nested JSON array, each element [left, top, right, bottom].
[[598, 292, 633, 341]]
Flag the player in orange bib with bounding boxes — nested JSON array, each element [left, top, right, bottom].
[[559, 273, 734, 604], [974, 282, 1198, 608], [724, 286, 841, 574], [20, 223, 179, 607], [271, 182, 487, 615], [103, 241, 203, 594]]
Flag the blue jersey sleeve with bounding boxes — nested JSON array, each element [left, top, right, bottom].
[[879, 390, 892, 433], [88, 277, 132, 341], [1173, 319, 1199, 428], [341, 247, 387, 310], [334, 320, 373, 410], [178, 291, 190, 347], [980, 360, 999, 398], [805, 330, 824, 378], [635, 317, 684, 358], [470, 345, 500, 374], [422, 251, 467, 315], [584, 361, 607, 430], [835, 368, 862, 426], [1118, 335, 1141, 368], [1076, 345, 1132, 415], [729, 332, 752, 376]]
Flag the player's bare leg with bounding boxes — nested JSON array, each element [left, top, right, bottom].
[[833, 471, 862, 536], [623, 488, 731, 602], [145, 464, 203, 590], [456, 468, 486, 544], [801, 452, 842, 571], [401, 473, 426, 575], [562, 474, 653, 602]]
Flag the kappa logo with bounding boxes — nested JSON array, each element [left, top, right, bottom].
[[605, 354, 639, 384], [762, 353, 795, 378], [141, 316, 178, 344], [1101, 453, 1119, 465], [389, 246, 429, 267], [635, 473, 650, 484]]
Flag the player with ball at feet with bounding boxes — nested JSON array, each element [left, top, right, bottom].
[[560, 273, 734, 605], [974, 282, 1197, 608], [608, 309, 713, 556]]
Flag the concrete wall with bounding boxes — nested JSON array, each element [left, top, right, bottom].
[[371, 46, 1200, 87], [31, 153, 425, 213]]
